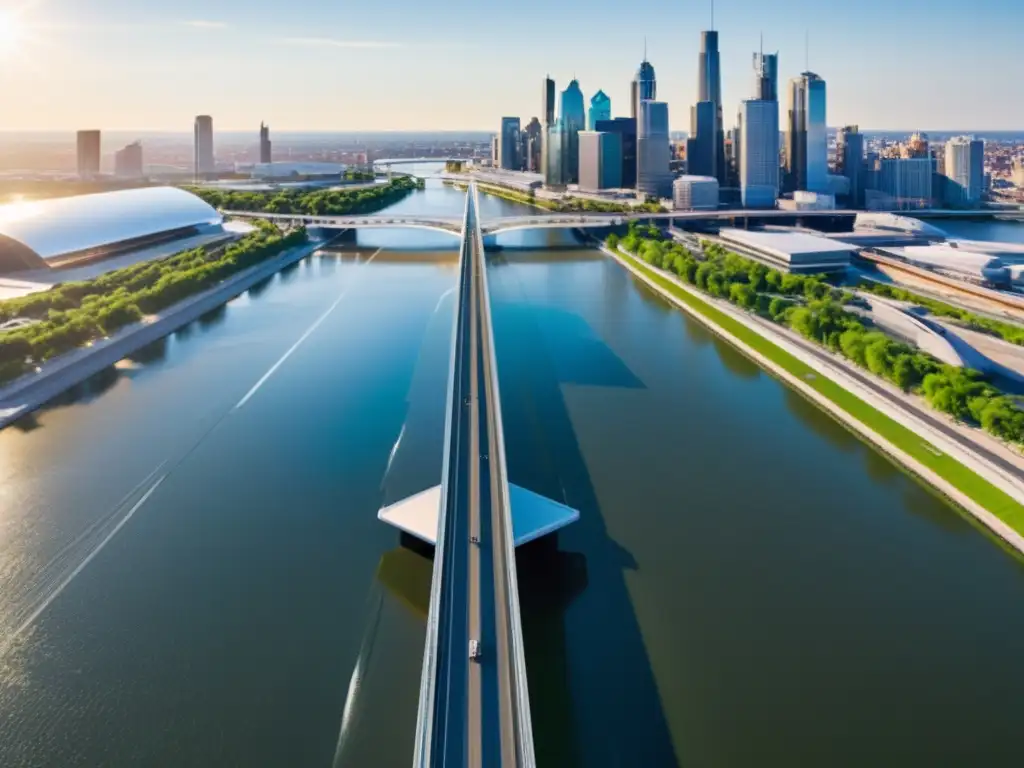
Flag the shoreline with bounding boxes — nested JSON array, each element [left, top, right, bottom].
[[0, 238, 327, 430], [603, 243, 1024, 555]]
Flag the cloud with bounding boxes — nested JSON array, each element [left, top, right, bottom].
[[279, 37, 403, 49], [183, 20, 228, 29]]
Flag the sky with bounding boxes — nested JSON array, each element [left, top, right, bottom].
[[0, 0, 1021, 134]]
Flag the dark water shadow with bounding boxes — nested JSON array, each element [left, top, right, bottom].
[[9, 412, 41, 432], [125, 337, 169, 365], [247, 275, 275, 299], [710, 334, 762, 380], [493, 272, 680, 767], [198, 304, 228, 329], [781, 388, 861, 454], [376, 546, 432, 620]]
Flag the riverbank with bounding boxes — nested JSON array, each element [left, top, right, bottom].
[[605, 243, 1024, 553], [0, 238, 325, 430]]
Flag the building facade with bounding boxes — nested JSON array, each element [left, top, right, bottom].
[[697, 30, 726, 183], [578, 131, 623, 191], [588, 90, 611, 131], [739, 99, 779, 209], [877, 157, 933, 209], [944, 136, 985, 208], [687, 101, 716, 178], [545, 119, 570, 189], [595, 118, 637, 189], [541, 76, 556, 186], [753, 51, 778, 101], [560, 80, 586, 183], [632, 59, 656, 119], [785, 72, 827, 193], [194, 115, 215, 178], [259, 123, 272, 164], [637, 100, 672, 199], [498, 117, 522, 171], [524, 117, 543, 173], [673, 175, 719, 210], [836, 126, 865, 208], [77, 130, 101, 179], [114, 141, 144, 179]]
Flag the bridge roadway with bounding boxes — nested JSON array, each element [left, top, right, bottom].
[[415, 182, 534, 767], [221, 206, 1024, 238]]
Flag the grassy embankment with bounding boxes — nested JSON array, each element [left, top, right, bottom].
[[611, 236, 1024, 535]]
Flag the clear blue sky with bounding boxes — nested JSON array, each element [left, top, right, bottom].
[[1, 0, 1021, 132]]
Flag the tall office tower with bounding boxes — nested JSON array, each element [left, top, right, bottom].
[[636, 100, 672, 199], [498, 117, 521, 170], [588, 90, 611, 131], [944, 136, 985, 208], [836, 126, 865, 208], [76, 130, 101, 178], [739, 99, 779, 208], [194, 115, 215, 178], [490, 135, 499, 165], [545, 118, 569, 188], [578, 131, 623, 192], [753, 50, 778, 101], [878, 157, 933, 209], [784, 72, 827, 193], [259, 122, 272, 164], [524, 117, 543, 172], [595, 117, 637, 188], [687, 101, 716, 177], [541, 76, 556, 183], [114, 141, 144, 179], [560, 80, 586, 183], [632, 56, 656, 120], [697, 30, 725, 183]]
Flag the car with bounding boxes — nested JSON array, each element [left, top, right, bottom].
[[469, 640, 481, 661]]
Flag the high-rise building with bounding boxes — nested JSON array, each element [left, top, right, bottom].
[[637, 100, 672, 199], [541, 76, 556, 184], [632, 57, 656, 120], [739, 99, 779, 208], [687, 101, 716, 178], [560, 80, 586, 183], [545, 119, 570, 189], [114, 141, 144, 179], [259, 122, 272, 164], [753, 50, 778, 101], [595, 118, 637, 189], [944, 136, 985, 208], [578, 131, 623, 191], [588, 90, 611, 131], [524, 118, 543, 173], [785, 72, 827, 193], [498, 117, 521, 171], [697, 30, 725, 183], [877, 157, 933, 209], [77, 130, 101, 179], [836, 126, 866, 208], [194, 115, 215, 178]]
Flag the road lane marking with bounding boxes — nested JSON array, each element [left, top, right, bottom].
[[3, 474, 167, 650], [233, 247, 382, 411]]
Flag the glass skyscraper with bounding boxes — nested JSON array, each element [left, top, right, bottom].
[[541, 76, 556, 186], [944, 136, 985, 208], [578, 131, 623, 191], [545, 119, 569, 188], [499, 117, 521, 170], [588, 90, 611, 131], [785, 73, 827, 193], [632, 59, 656, 119], [837, 126, 865, 208], [739, 99, 779, 208], [753, 51, 778, 102], [595, 118, 637, 189], [560, 80, 586, 183], [687, 101, 716, 178], [693, 30, 725, 183], [637, 100, 672, 199]]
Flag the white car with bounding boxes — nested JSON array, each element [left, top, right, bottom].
[[469, 640, 481, 661]]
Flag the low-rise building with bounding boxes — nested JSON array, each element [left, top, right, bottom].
[[673, 175, 719, 210], [873, 244, 1011, 287], [717, 227, 853, 273]]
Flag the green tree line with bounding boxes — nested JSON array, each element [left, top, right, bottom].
[[0, 221, 307, 385], [607, 226, 1024, 446], [185, 175, 423, 216]]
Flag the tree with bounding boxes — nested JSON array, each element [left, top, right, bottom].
[[605, 234, 620, 250]]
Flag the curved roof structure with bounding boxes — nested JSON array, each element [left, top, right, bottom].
[[0, 186, 222, 272]]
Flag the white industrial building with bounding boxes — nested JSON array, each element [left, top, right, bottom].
[[873, 244, 1011, 287], [717, 228, 854, 273], [673, 175, 719, 210]]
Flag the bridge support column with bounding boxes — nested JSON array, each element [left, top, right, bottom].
[[482, 234, 498, 249]]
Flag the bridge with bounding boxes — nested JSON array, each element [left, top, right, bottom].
[[376, 183, 579, 766]]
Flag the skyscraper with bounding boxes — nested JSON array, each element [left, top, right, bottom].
[[878, 157, 933, 209], [194, 115, 215, 178], [697, 30, 726, 183], [114, 141, 144, 179], [541, 76, 556, 186], [560, 80, 586, 183], [637, 100, 672, 199], [687, 101, 716, 177], [632, 57, 656, 120], [259, 122, 272, 164], [524, 117, 543, 172], [77, 130, 101, 178], [595, 118, 637, 189], [944, 136, 985, 208], [498, 117, 521, 170], [785, 73, 827, 193], [739, 100, 779, 208], [578, 131, 623, 192], [588, 90, 611, 131], [753, 50, 778, 101], [837, 126, 866, 208], [545, 119, 570, 189]]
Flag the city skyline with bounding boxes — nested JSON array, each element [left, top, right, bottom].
[[0, 0, 1020, 132]]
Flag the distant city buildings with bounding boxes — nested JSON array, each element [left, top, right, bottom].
[[785, 72, 827, 193], [588, 90, 611, 131], [636, 100, 672, 198], [944, 136, 985, 208], [259, 123, 272, 164], [194, 115, 215, 178], [114, 141, 144, 179], [498, 117, 521, 170], [578, 131, 623, 191], [77, 130, 101, 179]]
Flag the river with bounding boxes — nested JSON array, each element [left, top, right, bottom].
[[0, 169, 1022, 766]]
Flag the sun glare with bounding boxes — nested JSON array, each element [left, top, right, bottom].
[[0, 9, 25, 54]]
